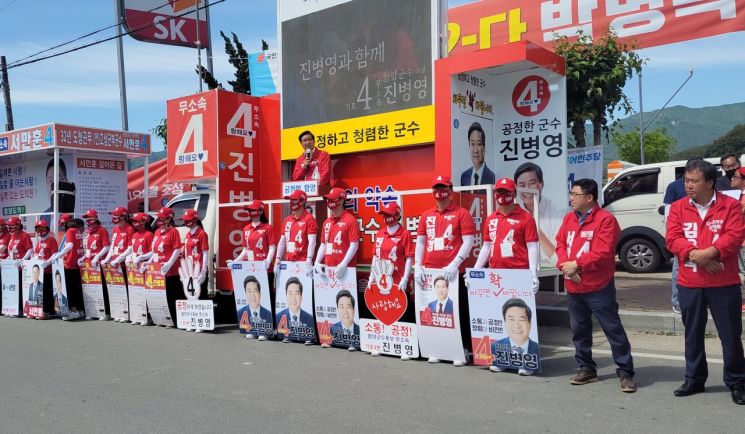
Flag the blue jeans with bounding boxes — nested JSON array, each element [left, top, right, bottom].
[[678, 284, 745, 388], [671, 257, 680, 308], [566, 279, 635, 378]]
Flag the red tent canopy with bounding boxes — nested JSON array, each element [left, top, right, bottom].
[[127, 159, 193, 213]]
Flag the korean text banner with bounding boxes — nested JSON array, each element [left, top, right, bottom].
[[0, 124, 54, 157], [55, 124, 150, 155], [121, 0, 210, 49], [217, 91, 260, 205], [167, 91, 218, 182], [280, 0, 436, 157], [465, 268, 541, 372], [450, 68, 568, 268], [1, 259, 21, 316], [448, 0, 745, 56], [248, 51, 280, 97]]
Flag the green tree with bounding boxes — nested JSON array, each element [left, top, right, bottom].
[[613, 127, 676, 164], [554, 30, 644, 148]]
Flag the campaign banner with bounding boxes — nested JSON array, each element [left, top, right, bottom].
[[0, 123, 54, 157], [248, 51, 279, 96], [230, 261, 273, 338], [166, 91, 218, 182], [0, 154, 74, 219], [275, 261, 316, 343], [126, 264, 149, 324], [103, 263, 129, 322], [568, 146, 604, 195], [121, 0, 210, 49], [80, 260, 106, 319], [450, 68, 568, 267], [314, 267, 360, 349], [51, 259, 69, 317], [145, 264, 171, 326], [465, 268, 541, 372], [414, 268, 464, 362], [176, 299, 215, 331], [1, 259, 20, 316], [360, 320, 420, 358], [22, 259, 45, 318]]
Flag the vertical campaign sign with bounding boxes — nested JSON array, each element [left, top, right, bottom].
[[104, 263, 129, 321], [230, 261, 273, 338], [415, 269, 464, 362], [1, 259, 20, 316], [275, 261, 316, 343], [465, 268, 541, 372], [22, 260, 45, 318], [166, 91, 218, 182], [80, 260, 106, 319], [314, 267, 360, 349], [126, 261, 148, 324], [51, 259, 69, 317], [145, 264, 171, 326]]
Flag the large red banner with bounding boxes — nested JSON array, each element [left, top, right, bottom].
[[121, 0, 210, 49], [127, 159, 194, 213], [448, 0, 745, 56], [166, 90, 218, 182]]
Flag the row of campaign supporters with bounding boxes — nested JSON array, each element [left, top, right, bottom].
[[3, 162, 745, 403]]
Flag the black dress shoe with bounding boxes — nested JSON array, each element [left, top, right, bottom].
[[673, 381, 705, 397], [731, 383, 745, 405]]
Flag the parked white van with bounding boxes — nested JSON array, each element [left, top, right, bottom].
[[602, 157, 724, 273]]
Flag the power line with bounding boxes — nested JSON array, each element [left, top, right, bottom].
[[8, 0, 175, 67], [8, 0, 225, 70], [0, 0, 17, 13]]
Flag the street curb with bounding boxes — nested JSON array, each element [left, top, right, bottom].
[[536, 305, 743, 336]]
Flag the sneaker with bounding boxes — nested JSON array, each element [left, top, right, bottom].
[[282, 338, 291, 343], [672, 305, 682, 314], [130, 321, 140, 325], [99, 315, 111, 321], [453, 360, 466, 367], [518, 368, 535, 376], [140, 321, 150, 326], [185, 328, 194, 332], [85, 316, 94, 320], [304, 340, 313, 346], [400, 355, 411, 361], [38, 313, 50, 320], [348, 346, 357, 352], [245, 334, 255, 339], [321, 343, 330, 348], [194, 329, 202, 333], [570, 367, 598, 385], [490, 365, 506, 373], [428, 357, 440, 364], [371, 351, 381, 357], [257, 335, 267, 341], [620, 375, 637, 393], [62, 316, 71, 321], [113, 318, 120, 323]]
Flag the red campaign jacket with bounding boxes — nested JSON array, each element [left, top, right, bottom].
[[666, 192, 744, 288], [291, 149, 331, 186], [555, 206, 620, 294]]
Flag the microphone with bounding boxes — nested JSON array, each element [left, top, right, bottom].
[[305, 148, 312, 160]]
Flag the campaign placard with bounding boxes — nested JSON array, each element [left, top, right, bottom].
[[51, 259, 69, 317], [176, 299, 215, 331], [1, 259, 20, 316], [314, 267, 359, 349], [103, 263, 129, 321], [275, 261, 316, 343], [80, 260, 106, 319], [360, 320, 419, 358], [145, 264, 172, 326], [414, 268, 464, 362], [22, 259, 45, 318], [465, 268, 541, 372], [230, 261, 273, 338], [126, 262, 148, 324]]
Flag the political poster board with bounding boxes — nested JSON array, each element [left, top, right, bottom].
[[126, 263, 148, 324], [360, 320, 419, 359], [414, 268, 464, 362], [51, 259, 69, 317], [230, 261, 273, 338], [465, 268, 541, 373], [145, 264, 171, 326], [176, 299, 215, 331], [1, 259, 20, 316], [22, 259, 45, 318], [80, 260, 106, 319], [313, 266, 359, 349], [103, 263, 129, 321], [450, 68, 568, 268], [275, 261, 316, 343]]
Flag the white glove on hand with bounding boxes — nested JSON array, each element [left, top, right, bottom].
[[50, 253, 59, 262], [304, 262, 314, 277], [531, 271, 540, 295], [226, 259, 235, 265], [160, 263, 171, 276], [443, 262, 459, 282], [414, 265, 425, 285], [178, 258, 201, 299], [313, 262, 325, 276], [273, 262, 281, 275], [336, 264, 347, 280], [263, 259, 272, 270], [398, 277, 408, 293]]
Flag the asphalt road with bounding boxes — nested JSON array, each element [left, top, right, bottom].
[[1, 317, 742, 433]]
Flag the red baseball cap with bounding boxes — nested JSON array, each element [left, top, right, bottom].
[[180, 209, 199, 221], [132, 212, 149, 222], [156, 207, 175, 219], [323, 187, 347, 202], [431, 175, 453, 188], [283, 190, 307, 201], [737, 167, 745, 177], [59, 214, 73, 225], [109, 206, 128, 217], [243, 200, 264, 211], [7, 217, 20, 225], [34, 220, 49, 229], [82, 209, 99, 219], [378, 203, 401, 216], [494, 177, 516, 192]]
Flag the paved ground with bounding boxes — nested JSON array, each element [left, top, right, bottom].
[[1, 317, 743, 433]]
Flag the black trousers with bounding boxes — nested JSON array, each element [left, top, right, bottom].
[[64, 268, 83, 311], [43, 272, 54, 314], [458, 273, 471, 352], [679, 284, 745, 388], [100, 265, 111, 316], [165, 275, 184, 327]]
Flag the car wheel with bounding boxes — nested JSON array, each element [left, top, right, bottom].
[[619, 238, 662, 273]]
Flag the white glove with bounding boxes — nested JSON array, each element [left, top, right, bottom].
[[398, 277, 408, 292], [313, 262, 325, 276], [531, 271, 540, 295], [226, 259, 235, 265], [100, 257, 109, 266], [273, 262, 281, 275], [263, 258, 272, 270], [41, 260, 51, 269], [414, 265, 425, 285], [92, 258, 100, 268], [178, 258, 201, 299], [198, 270, 207, 285], [50, 253, 60, 262], [114, 255, 126, 265], [304, 262, 314, 277], [16, 260, 23, 268], [336, 264, 347, 280], [160, 263, 171, 276], [443, 262, 459, 282]]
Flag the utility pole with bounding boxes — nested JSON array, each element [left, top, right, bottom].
[[1, 55, 14, 131], [114, 0, 129, 131], [638, 72, 644, 165]]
